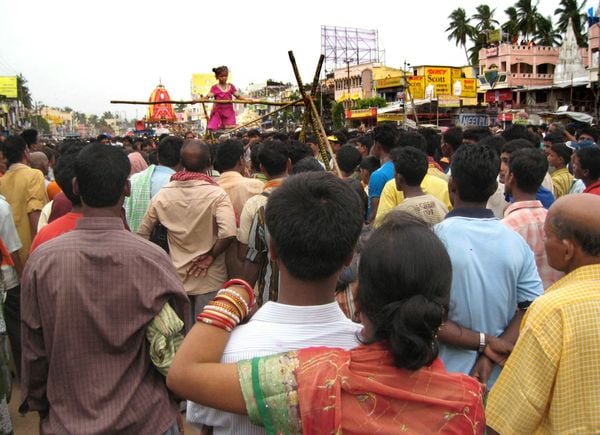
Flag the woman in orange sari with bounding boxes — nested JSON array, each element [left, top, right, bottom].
[[168, 212, 485, 434]]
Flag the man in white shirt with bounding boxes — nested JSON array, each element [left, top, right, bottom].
[[187, 172, 365, 434]]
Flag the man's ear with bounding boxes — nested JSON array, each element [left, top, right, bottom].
[[562, 238, 576, 264], [123, 179, 131, 198], [72, 177, 80, 197], [268, 236, 278, 262]]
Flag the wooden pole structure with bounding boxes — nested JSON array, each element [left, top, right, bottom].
[[300, 54, 325, 142], [288, 51, 341, 177], [110, 98, 304, 106], [225, 99, 304, 134]]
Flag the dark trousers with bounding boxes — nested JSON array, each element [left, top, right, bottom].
[[3, 286, 20, 380]]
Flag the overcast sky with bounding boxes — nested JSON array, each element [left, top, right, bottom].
[[0, 0, 588, 119]]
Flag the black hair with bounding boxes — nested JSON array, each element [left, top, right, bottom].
[[42, 146, 57, 163], [397, 131, 427, 152], [356, 134, 373, 151], [442, 127, 463, 152], [147, 150, 159, 166], [272, 132, 289, 142], [265, 172, 363, 281], [75, 143, 130, 208], [501, 138, 536, 155], [20, 129, 38, 146], [551, 211, 600, 256], [508, 148, 548, 194], [359, 212, 451, 370], [463, 126, 491, 143], [359, 155, 380, 174], [287, 140, 312, 165], [549, 143, 573, 165], [290, 157, 325, 175], [336, 144, 362, 174], [258, 140, 289, 177], [372, 123, 398, 153], [333, 129, 348, 145], [157, 135, 184, 168], [543, 132, 567, 143], [54, 141, 86, 205], [576, 146, 600, 179], [250, 141, 263, 173], [451, 143, 499, 202], [247, 129, 260, 138], [345, 177, 368, 220], [2, 135, 27, 165], [212, 65, 228, 77], [577, 125, 600, 143], [215, 139, 244, 172], [418, 127, 441, 157], [181, 140, 211, 172], [501, 124, 537, 146], [96, 134, 109, 142], [477, 135, 506, 156], [391, 146, 428, 186]]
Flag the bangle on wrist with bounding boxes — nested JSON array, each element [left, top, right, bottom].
[[478, 332, 487, 353]]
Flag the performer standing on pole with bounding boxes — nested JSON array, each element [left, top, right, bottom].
[[206, 66, 241, 132]]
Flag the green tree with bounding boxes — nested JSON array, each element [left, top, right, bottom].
[[16, 74, 32, 109], [503, 6, 520, 42], [31, 115, 50, 134], [88, 114, 99, 127], [354, 97, 387, 109], [535, 15, 563, 46], [331, 102, 346, 130], [446, 8, 476, 65], [102, 111, 113, 121], [555, 0, 588, 47], [473, 5, 499, 32], [515, 0, 542, 41]]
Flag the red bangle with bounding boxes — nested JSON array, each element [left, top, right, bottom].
[[223, 279, 255, 308], [197, 311, 235, 331]]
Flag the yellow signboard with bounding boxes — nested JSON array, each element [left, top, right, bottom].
[[438, 95, 461, 108], [376, 76, 402, 88], [191, 73, 216, 97], [406, 76, 425, 99], [424, 67, 452, 97], [0, 76, 17, 99], [377, 113, 405, 122], [451, 68, 462, 82], [453, 78, 478, 98]]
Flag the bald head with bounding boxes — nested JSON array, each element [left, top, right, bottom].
[[29, 151, 49, 175], [181, 140, 211, 172], [546, 194, 600, 271]]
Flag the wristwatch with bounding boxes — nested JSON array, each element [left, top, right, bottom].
[[478, 332, 487, 353]]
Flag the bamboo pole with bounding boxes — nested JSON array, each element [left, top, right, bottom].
[[226, 99, 304, 134], [300, 54, 325, 142], [288, 51, 341, 177], [110, 99, 304, 106]]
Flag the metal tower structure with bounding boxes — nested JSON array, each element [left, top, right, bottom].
[[321, 25, 382, 71]]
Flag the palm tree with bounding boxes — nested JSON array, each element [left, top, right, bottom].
[[555, 0, 588, 47], [515, 0, 542, 42], [446, 8, 476, 65], [473, 5, 499, 32], [535, 15, 563, 46], [503, 6, 520, 43]]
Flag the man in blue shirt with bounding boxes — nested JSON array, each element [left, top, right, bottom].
[[367, 124, 398, 223], [435, 143, 543, 390]]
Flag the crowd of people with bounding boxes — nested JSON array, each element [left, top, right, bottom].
[[0, 118, 598, 434]]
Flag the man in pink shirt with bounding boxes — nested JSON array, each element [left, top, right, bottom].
[[503, 148, 562, 289]]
